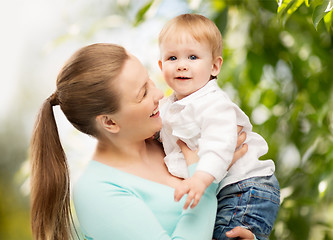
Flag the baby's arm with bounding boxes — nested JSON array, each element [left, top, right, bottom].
[[174, 126, 247, 209], [174, 171, 215, 209]]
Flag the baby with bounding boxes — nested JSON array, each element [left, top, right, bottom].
[[158, 13, 280, 240]]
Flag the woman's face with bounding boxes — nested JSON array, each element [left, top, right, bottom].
[[112, 54, 164, 140]]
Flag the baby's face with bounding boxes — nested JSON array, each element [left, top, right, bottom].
[[159, 35, 220, 100]]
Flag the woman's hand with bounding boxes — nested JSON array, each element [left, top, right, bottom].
[[225, 226, 255, 239], [176, 140, 199, 166], [177, 126, 248, 167], [228, 126, 248, 170]]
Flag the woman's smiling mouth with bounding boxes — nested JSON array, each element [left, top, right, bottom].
[[150, 107, 159, 117]]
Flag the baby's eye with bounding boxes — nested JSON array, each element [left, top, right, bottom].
[[168, 56, 177, 61], [189, 55, 197, 60]]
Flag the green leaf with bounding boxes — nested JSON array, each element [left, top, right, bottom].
[[288, 0, 305, 14], [277, 0, 294, 14], [312, 0, 333, 29], [277, 0, 295, 26], [277, 0, 305, 26], [323, 8, 333, 31], [134, 0, 154, 26]]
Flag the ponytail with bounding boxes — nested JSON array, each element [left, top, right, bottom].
[[30, 43, 128, 239], [30, 93, 73, 240]]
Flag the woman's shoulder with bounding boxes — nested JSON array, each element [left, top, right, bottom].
[[73, 160, 138, 215], [73, 161, 122, 197], [73, 162, 102, 191]]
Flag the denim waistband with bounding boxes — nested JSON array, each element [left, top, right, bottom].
[[219, 174, 280, 197]]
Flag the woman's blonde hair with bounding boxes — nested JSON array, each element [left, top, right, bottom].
[[158, 13, 223, 58], [30, 43, 128, 239]]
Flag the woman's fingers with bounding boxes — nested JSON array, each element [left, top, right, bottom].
[[225, 226, 255, 239], [235, 144, 248, 160], [236, 131, 246, 149], [237, 125, 243, 135], [228, 143, 248, 171], [227, 126, 247, 170]]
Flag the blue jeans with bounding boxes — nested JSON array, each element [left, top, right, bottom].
[[213, 175, 280, 240]]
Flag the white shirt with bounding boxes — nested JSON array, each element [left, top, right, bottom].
[[160, 79, 275, 191]]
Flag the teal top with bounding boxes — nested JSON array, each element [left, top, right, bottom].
[[73, 160, 218, 240]]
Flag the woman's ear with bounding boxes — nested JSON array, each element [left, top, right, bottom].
[[96, 115, 120, 133], [211, 56, 223, 77]]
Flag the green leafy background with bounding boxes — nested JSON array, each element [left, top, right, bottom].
[[0, 0, 332, 239]]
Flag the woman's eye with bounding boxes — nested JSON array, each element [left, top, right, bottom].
[[143, 88, 148, 97], [189, 55, 197, 60], [168, 56, 177, 61]]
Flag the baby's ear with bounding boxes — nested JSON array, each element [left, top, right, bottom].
[[211, 56, 223, 76], [158, 60, 163, 71], [95, 115, 120, 133]]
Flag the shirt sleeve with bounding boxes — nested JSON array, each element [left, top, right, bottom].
[[74, 165, 218, 240], [195, 99, 238, 182]]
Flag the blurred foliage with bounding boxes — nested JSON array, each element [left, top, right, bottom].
[[207, 0, 333, 239], [1, 0, 332, 239], [217, 1, 333, 240]]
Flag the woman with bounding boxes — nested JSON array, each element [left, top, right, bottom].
[[30, 43, 253, 239]]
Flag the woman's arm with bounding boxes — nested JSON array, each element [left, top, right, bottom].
[[74, 165, 218, 240], [171, 166, 218, 239], [78, 189, 216, 239], [178, 126, 247, 167]]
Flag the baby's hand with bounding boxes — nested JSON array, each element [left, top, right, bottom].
[[174, 171, 215, 209]]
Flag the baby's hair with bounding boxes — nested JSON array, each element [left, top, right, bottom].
[[159, 13, 223, 58]]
